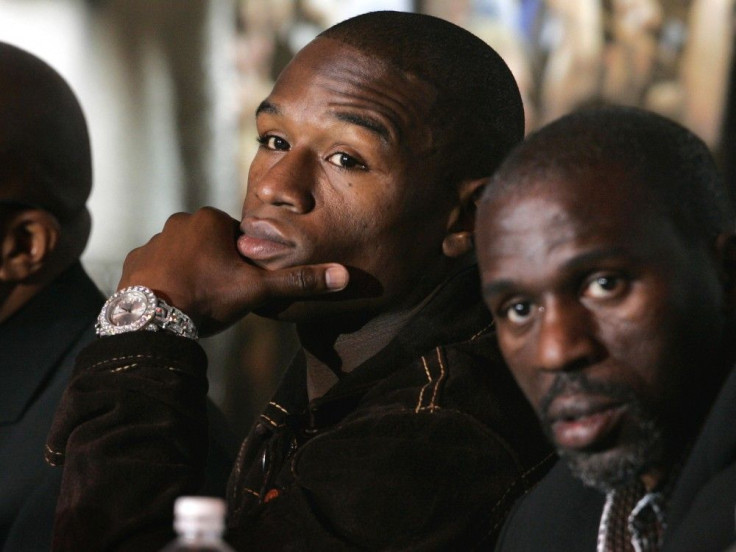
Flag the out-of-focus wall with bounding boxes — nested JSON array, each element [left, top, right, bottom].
[[0, 0, 241, 409], [0, 0, 240, 293]]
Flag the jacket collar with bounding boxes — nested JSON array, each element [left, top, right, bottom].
[[0, 262, 104, 423], [268, 264, 492, 430]]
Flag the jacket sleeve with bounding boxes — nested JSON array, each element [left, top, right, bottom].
[[45, 332, 210, 552]]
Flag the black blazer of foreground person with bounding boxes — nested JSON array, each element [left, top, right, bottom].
[[46, 11, 554, 551], [0, 43, 105, 552], [476, 107, 736, 551]]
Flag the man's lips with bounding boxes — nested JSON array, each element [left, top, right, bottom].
[[545, 395, 627, 451], [237, 218, 294, 262]]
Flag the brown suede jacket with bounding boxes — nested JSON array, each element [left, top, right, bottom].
[[46, 266, 554, 551]]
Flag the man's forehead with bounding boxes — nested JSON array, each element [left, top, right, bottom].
[[261, 38, 439, 153], [478, 170, 663, 259], [490, 163, 646, 214]]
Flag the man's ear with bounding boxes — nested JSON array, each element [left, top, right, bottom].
[[442, 177, 488, 258], [0, 209, 60, 283], [715, 232, 736, 310]]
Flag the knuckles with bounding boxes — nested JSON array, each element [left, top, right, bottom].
[[163, 211, 190, 228], [287, 267, 319, 292]]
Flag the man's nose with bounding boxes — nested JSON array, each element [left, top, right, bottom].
[[534, 299, 603, 373], [251, 150, 316, 213]]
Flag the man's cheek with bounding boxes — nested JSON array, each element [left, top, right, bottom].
[[500, 339, 536, 393], [508, 365, 542, 413]]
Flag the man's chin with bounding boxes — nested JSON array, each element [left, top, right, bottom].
[[560, 447, 647, 493], [557, 421, 665, 493]]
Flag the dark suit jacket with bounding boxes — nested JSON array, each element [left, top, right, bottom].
[[662, 365, 736, 551], [0, 263, 104, 551], [494, 460, 604, 551], [496, 365, 736, 552]]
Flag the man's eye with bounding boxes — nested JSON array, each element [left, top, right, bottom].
[[584, 274, 627, 299], [257, 135, 289, 151], [326, 152, 367, 171], [504, 301, 534, 326]]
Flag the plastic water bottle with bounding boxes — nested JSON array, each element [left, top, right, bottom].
[[159, 496, 235, 551]]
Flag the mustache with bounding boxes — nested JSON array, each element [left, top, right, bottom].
[[539, 372, 638, 423]]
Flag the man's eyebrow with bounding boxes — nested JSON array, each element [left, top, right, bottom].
[[256, 100, 279, 117], [560, 247, 630, 272], [481, 247, 631, 299], [333, 112, 391, 143], [482, 280, 514, 299], [255, 100, 392, 143]]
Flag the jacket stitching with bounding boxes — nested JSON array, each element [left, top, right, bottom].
[[88, 354, 192, 374], [110, 364, 137, 373], [88, 354, 152, 370], [165, 366, 191, 375], [415, 347, 447, 413], [107, 364, 189, 375], [230, 439, 249, 508], [428, 347, 447, 410], [486, 451, 557, 526], [242, 486, 260, 499], [520, 451, 556, 484], [469, 321, 494, 341], [415, 356, 433, 413], [260, 413, 284, 429], [44, 444, 64, 466], [268, 401, 289, 415]]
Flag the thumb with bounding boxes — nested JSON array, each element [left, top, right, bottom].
[[254, 263, 350, 303], [197, 263, 351, 337]]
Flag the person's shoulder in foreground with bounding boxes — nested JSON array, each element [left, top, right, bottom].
[[46, 9, 554, 552], [476, 106, 736, 551], [0, 42, 105, 552]]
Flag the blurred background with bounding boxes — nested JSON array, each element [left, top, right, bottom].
[[1, 0, 734, 438]]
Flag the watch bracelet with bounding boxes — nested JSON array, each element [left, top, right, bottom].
[[152, 301, 199, 339]]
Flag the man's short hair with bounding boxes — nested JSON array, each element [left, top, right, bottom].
[[320, 11, 524, 182], [483, 106, 735, 243]]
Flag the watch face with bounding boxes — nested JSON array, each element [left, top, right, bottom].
[[98, 286, 158, 334], [108, 289, 150, 326], [96, 285, 197, 339]]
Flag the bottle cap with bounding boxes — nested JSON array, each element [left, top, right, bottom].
[[173, 496, 226, 535]]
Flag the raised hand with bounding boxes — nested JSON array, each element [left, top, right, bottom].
[[118, 207, 349, 336]]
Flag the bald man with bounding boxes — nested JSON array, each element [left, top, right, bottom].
[[0, 43, 104, 551], [477, 107, 736, 551]]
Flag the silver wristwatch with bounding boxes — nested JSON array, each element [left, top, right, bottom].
[[96, 285, 199, 340]]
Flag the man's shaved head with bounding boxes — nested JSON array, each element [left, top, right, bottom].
[[483, 106, 734, 244], [320, 11, 524, 182], [0, 42, 92, 223]]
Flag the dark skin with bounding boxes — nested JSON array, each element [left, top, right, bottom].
[[120, 37, 482, 374], [476, 164, 736, 492], [0, 205, 59, 322], [0, 202, 91, 324]]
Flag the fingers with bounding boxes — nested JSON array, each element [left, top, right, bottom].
[[256, 263, 349, 301], [115, 206, 351, 335]]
